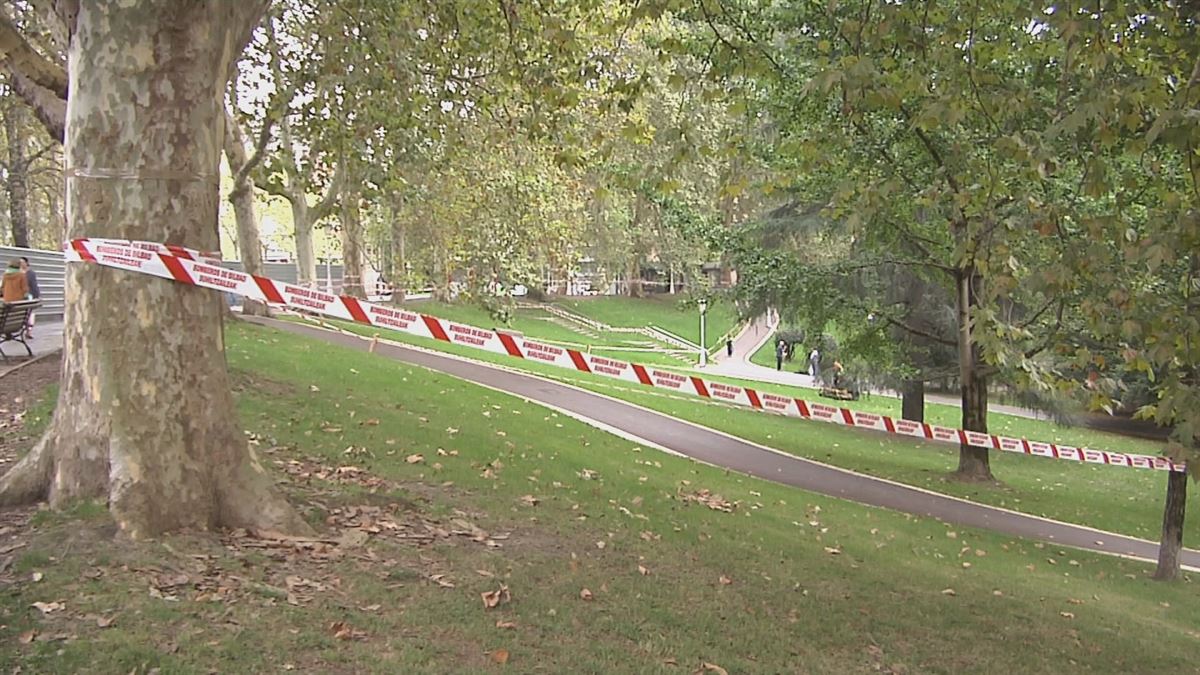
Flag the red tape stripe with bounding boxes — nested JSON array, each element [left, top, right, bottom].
[[497, 332, 524, 358], [160, 254, 194, 285], [341, 296, 371, 325], [840, 408, 855, 426], [568, 350, 591, 373], [71, 240, 97, 263], [422, 315, 450, 342], [745, 388, 763, 409], [690, 377, 711, 398], [795, 399, 811, 417], [254, 275, 286, 304], [632, 364, 653, 386]]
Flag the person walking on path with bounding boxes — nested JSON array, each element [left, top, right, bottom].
[[19, 257, 38, 338], [775, 339, 787, 371], [2, 259, 29, 303], [808, 346, 821, 380]]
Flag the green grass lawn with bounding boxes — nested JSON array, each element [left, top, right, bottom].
[[312, 315, 1195, 542], [5, 320, 1197, 673], [558, 295, 739, 349]]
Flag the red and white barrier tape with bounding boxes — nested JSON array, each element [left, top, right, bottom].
[[65, 238, 1185, 474]]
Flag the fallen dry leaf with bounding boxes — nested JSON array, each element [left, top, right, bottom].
[[18, 629, 36, 644], [96, 615, 116, 628], [823, 547, 842, 555], [481, 584, 511, 609], [941, 588, 957, 597], [428, 574, 455, 589], [580, 588, 594, 601], [1060, 612, 1075, 620], [718, 575, 733, 586], [30, 571, 43, 583], [495, 620, 517, 630], [519, 495, 540, 507], [663, 657, 679, 666], [491, 648, 510, 664], [31, 601, 63, 614], [405, 454, 425, 464], [638, 565, 650, 576], [329, 621, 368, 641], [364, 418, 380, 426], [1067, 598, 1084, 605], [702, 663, 729, 675]]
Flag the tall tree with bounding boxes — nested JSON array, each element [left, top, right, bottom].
[[0, 1, 307, 538]]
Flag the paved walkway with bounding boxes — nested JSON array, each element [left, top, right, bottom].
[[0, 319, 62, 378], [250, 316, 1199, 570]]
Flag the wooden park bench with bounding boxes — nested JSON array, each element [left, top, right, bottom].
[[0, 300, 40, 361]]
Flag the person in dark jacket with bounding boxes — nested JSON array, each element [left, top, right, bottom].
[[19, 257, 38, 338]]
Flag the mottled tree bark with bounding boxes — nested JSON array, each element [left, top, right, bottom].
[[0, 1, 308, 538], [339, 180, 366, 298], [389, 196, 407, 304], [954, 268, 994, 481], [901, 379, 924, 423], [1154, 470, 1188, 581], [223, 109, 268, 316], [4, 104, 29, 248]]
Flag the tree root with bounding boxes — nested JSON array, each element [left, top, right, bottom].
[[0, 436, 53, 507]]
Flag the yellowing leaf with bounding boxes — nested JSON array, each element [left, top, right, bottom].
[[495, 620, 517, 630], [580, 588, 594, 601], [31, 601, 63, 614], [941, 588, 957, 597], [405, 454, 425, 464], [702, 663, 729, 675], [481, 584, 511, 609], [1060, 612, 1075, 619], [519, 495, 540, 507], [718, 575, 733, 586], [491, 649, 510, 664], [638, 565, 650, 576]]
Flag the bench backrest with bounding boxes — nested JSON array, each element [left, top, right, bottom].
[[0, 300, 39, 334]]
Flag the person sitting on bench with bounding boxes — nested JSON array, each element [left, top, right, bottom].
[[2, 259, 30, 303]]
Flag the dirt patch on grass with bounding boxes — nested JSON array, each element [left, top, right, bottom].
[[0, 352, 59, 471], [230, 368, 297, 398]]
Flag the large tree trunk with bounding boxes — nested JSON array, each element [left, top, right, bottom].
[[4, 104, 29, 248], [339, 181, 365, 298], [0, 1, 307, 539], [288, 180, 318, 288], [223, 111, 268, 316], [1154, 470, 1188, 581], [901, 379, 925, 423], [954, 269, 994, 481]]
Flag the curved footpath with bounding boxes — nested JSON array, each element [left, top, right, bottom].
[[252, 317, 1200, 571]]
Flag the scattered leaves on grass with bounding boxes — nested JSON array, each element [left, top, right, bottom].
[[678, 488, 736, 513], [406, 454, 425, 465], [491, 649, 510, 664], [580, 588, 594, 601], [428, 574, 455, 589], [329, 621, 368, 641], [481, 584, 511, 609], [31, 601, 63, 614], [519, 495, 540, 507]]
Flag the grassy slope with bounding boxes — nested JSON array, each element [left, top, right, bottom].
[[558, 295, 739, 349], [317, 317, 1197, 541], [4, 321, 1197, 673]]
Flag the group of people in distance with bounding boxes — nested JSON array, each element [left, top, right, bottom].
[[1, 257, 40, 339], [774, 338, 844, 386]]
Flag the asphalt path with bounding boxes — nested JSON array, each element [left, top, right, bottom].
[[250, 317, 1200, 570]]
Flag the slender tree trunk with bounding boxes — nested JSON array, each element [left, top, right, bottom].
[[901, 379, 925, 423], [289, 185, 317, 288], [223, 111, 268, 316], [339, 181, 365, 298], [0, 1, 307, 538], [1154, 470, 1188, 580], [390, 197, 407, 304], [4, 105, 29, 248], [954, 268, 994, 481]]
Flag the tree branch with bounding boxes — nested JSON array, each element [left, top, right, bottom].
[[0, 10, 66, 97], [310, 161, 344, 223], [9, 70, 63, 142]]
